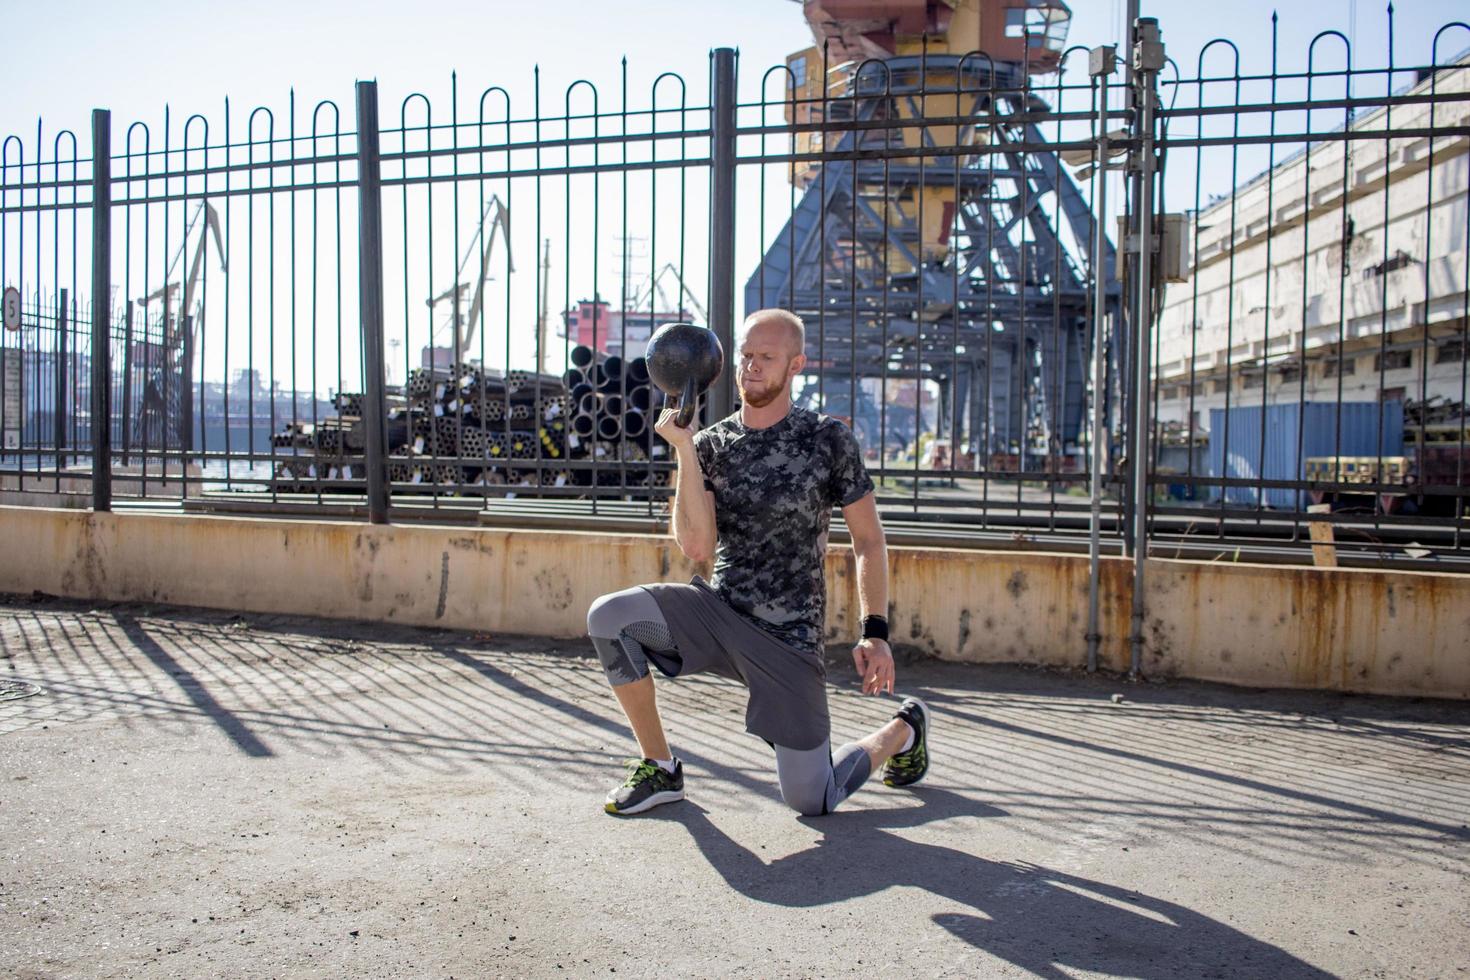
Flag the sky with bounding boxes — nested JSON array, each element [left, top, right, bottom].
[[2, 0, 1466, 392], [3, 0, 1464, 139]]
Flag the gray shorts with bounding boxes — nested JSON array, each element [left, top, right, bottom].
[[641, 576, 831, 752]]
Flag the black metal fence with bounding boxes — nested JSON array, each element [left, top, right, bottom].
[[2, 14, 1468, 570]]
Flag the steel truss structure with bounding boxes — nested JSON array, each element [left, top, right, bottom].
[[746, 54, 1117, 465]]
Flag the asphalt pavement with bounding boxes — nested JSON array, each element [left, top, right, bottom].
[[3, 593, 1468, 978]]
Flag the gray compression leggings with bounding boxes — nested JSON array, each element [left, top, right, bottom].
[[587, 586, 872, 817]]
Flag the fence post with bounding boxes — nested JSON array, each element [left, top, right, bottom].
[[56, 288, 67, 470], [90, 109, 112, 512], [355, 80, 390, 524], [1127, 19, 1164, 677], [708, 47, 738, 421]]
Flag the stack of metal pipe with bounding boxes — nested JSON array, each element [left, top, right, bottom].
[[560, 344, 668, 486], [269, 360, 572, 493], [267, 340, 687, 495]]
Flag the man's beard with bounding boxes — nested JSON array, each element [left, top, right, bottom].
[[739, 377, 784, 408]]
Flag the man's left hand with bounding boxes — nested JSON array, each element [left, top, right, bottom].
[[852, 638, 895, 695]]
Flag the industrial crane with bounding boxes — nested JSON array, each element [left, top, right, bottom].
[[630, 262, 708, 324], [427, 194, 512, 365], [137, 200, 226, 350], [133, 200, 226, 448], [749, 0, 1108, 467]]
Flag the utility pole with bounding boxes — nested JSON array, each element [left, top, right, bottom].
[[537, 239, 552, 375], [1086, 43, 1118, 674], [1127, 17, 1165, 678]]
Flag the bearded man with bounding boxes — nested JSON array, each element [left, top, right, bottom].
[[586, 308, 931, 816]]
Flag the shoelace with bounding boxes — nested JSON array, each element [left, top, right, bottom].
[[888, 743, 925, 774], [621, 758, 661, 786]]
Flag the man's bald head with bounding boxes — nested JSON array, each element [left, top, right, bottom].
[[734, 308, 807, 411], [741, 309, 805, 359]]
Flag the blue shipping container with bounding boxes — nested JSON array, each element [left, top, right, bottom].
[[1206, 401, 1404, 509]]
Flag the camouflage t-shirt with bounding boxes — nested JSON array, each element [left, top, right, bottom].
[[693, 405, 875, 653]]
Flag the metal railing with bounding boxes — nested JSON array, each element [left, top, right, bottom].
[[1, 13, 1468, 574]]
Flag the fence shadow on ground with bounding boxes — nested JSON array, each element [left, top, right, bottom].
[[3, 593, 1468, 873]]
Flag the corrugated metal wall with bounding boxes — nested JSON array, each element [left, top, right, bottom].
[[1207, 401, 1406, 508]]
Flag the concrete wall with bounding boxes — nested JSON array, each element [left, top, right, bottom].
[[5, 504, 1468, 698]]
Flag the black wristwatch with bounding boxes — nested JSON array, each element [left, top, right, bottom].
[[860, 615, 889, 642]]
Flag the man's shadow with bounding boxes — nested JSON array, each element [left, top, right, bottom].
[[652, 787, 1332, 979]]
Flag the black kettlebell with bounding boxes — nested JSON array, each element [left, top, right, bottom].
[[645, 322, 724, 428]]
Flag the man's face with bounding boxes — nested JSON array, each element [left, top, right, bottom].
[[736, 321, 804, 408]]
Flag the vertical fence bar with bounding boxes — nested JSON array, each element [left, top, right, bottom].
[[121, 303, 133, 465], [355, 80, 390, 523], [708, 47, 737, 421], [55, 289, 67, 470], [90, 109, 112, 511], [180, 314, 194, 469]]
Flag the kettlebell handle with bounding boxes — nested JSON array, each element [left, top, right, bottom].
[[674, 375, 699, 428]]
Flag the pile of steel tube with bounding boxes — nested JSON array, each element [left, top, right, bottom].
[[270, 344, 670, 494], [559, 345, 671, 488], [271, 364, 570, 492]]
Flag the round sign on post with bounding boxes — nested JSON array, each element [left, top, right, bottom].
[[2, 286, 19, 331]]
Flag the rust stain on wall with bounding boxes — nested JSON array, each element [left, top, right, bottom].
[[2, 507, 1466, 699], [435, 551, 450, 619]]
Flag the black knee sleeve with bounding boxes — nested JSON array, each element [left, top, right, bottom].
[[587, 589, 676, 687], [592, 633, 650, 687]]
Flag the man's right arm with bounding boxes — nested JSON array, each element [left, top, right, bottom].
[[655, 408, 717, 563]]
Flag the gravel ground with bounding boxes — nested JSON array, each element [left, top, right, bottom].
[[2, 592, 1468, 979]]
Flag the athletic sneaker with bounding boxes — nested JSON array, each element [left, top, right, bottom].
[[882, 697, 931, 787], [604, 758, 685, 816]]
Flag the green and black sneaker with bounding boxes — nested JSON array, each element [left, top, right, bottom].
[[882, 697, 931, 788], [604, 758, 685, 816]]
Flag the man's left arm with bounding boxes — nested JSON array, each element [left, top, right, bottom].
[[843, 491, 894, 695]]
